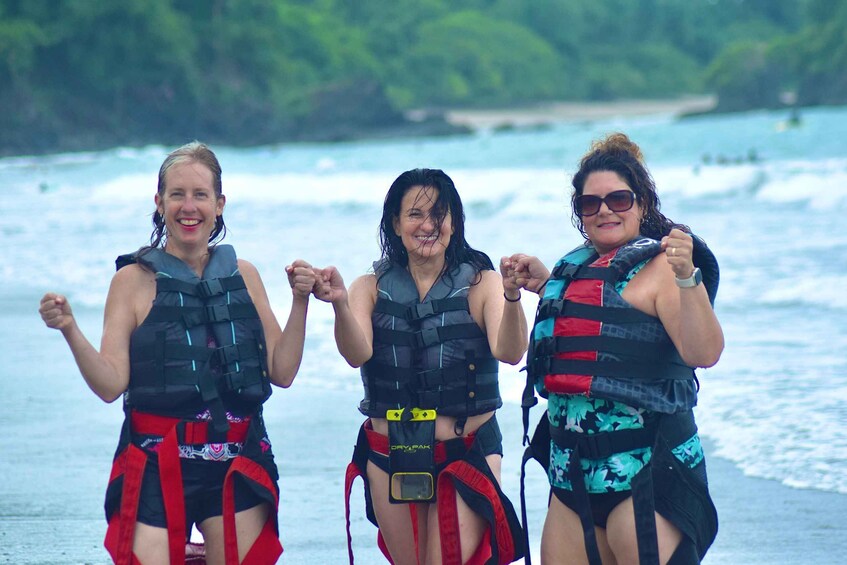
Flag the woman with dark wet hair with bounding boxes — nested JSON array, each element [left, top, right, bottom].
[[315, 168, 527, 564], [510, 133, 723, 565], [40, 141, 316, 564]]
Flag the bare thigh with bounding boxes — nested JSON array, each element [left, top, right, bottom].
[[605, 497, 682, 565], [423, 453, 502, 565], [540, 493, 616, 565], [367, 459, 424, 565], [132, 522, 170, 565], [199, 502, 271, 565]]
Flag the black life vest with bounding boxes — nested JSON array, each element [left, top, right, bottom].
[[117, 245, 271, 433], [359, 260, 501, 418]]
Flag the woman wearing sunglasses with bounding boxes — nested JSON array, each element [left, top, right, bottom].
[[507, 133, 723, 565]]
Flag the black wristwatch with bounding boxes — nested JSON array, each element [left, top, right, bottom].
[[675, 267, 702, 288]]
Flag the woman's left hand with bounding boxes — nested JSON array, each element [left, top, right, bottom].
[[661, 229, 696, 279]]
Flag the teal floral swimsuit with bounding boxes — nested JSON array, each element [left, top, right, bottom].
[[547, 394, 704, 493]]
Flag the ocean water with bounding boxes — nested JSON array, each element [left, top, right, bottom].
[[1, 106, 846, 561]]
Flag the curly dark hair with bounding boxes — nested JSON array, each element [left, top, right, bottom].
[[570, 133, 688, 240]]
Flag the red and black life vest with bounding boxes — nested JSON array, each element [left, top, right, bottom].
[[524, 236, 719, 417]]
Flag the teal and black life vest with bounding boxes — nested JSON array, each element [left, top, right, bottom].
[[359, 260, 501, 419], [523, 235, 719, 417], [117, 245, 271, 435]]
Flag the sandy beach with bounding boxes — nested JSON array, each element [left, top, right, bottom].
[[442, 96, 717, 131]]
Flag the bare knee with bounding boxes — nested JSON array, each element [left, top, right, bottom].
[[132, 522, 170, 564], [606, 499, 682, 565]]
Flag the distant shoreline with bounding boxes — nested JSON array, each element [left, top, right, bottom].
[[439, 95, 718, 130]]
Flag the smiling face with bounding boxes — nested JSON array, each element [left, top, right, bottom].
[[155, 161, 225, 251], [581, 170, 643, 255], [393, 185, 454, 263]]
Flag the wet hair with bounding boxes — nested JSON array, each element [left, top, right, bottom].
[[570, 132, 687, 241], [148, 141, 227, 249], [378, 168, 494, 279]]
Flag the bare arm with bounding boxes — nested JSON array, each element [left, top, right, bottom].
[[240, 258, 314, 388], [314, 268, 375, 368], [475, 268, 528, 365], [39, 266, 146, 402], [654, 230, 724, 367]]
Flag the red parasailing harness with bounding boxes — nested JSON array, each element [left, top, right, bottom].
[[103, 411, 282, 565], [344, 420, 522, 565]]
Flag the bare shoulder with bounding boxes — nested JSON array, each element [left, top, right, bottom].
[[625, 253, 674, 315], [350, 273, 377, 295], [237, 258, 260, 280], [112, 263, 155, 292], [470, 269, 503, 298], [237, 258, 265, 289], [107, 264, 156, 327], [236, 258, 271, 305]]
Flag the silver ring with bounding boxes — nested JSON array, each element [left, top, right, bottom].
[[670, 247, 675, 256]]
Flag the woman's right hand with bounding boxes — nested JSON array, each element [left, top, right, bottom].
[[39, 293, 75, 332], [504, 254, 550, 294], [313, 266, 348, 305]]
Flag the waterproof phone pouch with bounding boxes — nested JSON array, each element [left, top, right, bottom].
[[387, 408, 437, 503]]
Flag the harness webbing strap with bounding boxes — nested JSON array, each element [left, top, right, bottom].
[[113, 445, 147, 565], [107, 411, 276, 565], [222, 457, 282, 564]]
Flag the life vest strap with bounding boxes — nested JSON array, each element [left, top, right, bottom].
[[551, 262, 616, 283], [535, 358, 694, 381], [145, 303, 258, 328], [215, 339, 261, 365], [533, 335, 675, 360], [536, 299, 657, 324], [156, 275, 247, 298], [372, 323, 485, 348], [375, 296, 470, 322]]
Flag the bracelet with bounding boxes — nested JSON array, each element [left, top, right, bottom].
[[504, 292, 521, 302]]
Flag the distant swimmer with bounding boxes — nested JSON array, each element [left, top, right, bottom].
[[776, 107, 802, 132]]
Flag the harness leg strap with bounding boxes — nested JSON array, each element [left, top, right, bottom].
[[222, 456, 282, 565], [104, 445, 148, 565], [159, 425, 189, 565], [567, 448, 603, 565], [436, 458, 519, 565]]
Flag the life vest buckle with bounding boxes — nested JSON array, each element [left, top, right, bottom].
[[409, 302, 435, 321], [197, 278, 225, 298], [415, 327, 441, 348], [204, 304, 230, 322]]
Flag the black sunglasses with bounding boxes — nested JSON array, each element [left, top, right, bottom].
[[575, 190, 636, 217]]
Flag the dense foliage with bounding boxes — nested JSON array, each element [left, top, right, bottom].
[[0, 0, 843, 155]]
